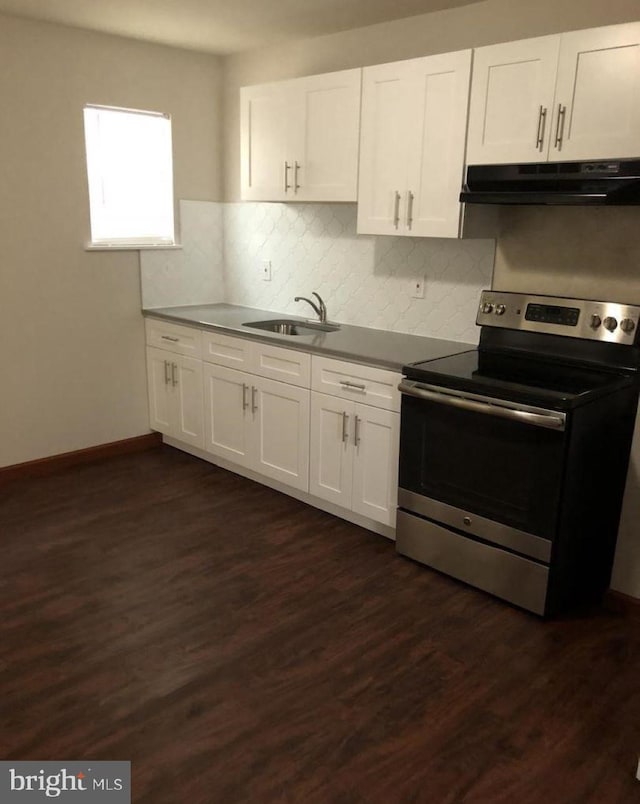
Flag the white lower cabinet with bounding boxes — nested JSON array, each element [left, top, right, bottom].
[[202, 362, 310, 492], [146, 346, 204, 449], [146, 321, 400, 534], [310, 391, 400, 528], [351, 402, 400, 525], [202, 363, 252, 468]]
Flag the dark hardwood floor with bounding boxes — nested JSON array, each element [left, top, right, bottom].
[[1, 446, 638, 803]]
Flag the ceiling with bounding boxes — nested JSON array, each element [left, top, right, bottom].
[[0, 0, 486, 55]]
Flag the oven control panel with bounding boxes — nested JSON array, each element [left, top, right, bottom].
[[477, 291, 640, 344]]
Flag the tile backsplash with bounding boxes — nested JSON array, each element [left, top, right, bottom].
[[141, 200, 495, 344], [140, 200, 225, 309], [224, 203, 495, 343]]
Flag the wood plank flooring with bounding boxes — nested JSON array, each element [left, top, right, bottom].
[[0, 446, 638, 803]]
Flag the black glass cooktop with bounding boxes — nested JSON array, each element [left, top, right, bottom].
[[404, 349, 634, 409]]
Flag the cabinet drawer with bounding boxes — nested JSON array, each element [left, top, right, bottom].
[[145, 319, 202, 358], [202, 331, 253, 370], [252, 342, 311, 388], [311, 356, 401, 412]]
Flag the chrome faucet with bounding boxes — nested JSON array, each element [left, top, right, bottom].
[[294, 291, 327, 323]]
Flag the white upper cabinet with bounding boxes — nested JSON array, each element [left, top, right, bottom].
[[466, 36, 560, 165], [552, 24, 640, 162], [357, 50, 472, 238], [239, 82, 289, 201], [467, 23, 640, 165], [240, 68, 362, 202]]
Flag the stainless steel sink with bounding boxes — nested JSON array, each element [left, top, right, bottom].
[[242, 319, 340, 336]]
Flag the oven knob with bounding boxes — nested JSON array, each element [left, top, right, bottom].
[[590, 314, 602, 329], [603, 316, 618, 332], [481, 302, 494, 314], [620, 318, 636, 334], [495, 304, 506, 316]]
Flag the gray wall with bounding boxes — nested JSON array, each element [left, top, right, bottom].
[[0, 13, 222, 467]]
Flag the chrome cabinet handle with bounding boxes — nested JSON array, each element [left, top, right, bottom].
[[554, 104, 566, 149], [341, 411, 349, 443], [340, 380, 366, 391], [393, 191, 401, 229], [171, 362, 178, 387], [251, 386, 258, 413], [536, 105, 547, 150], [284, 161, 291, 192], [161, 335, 179, 343], [354, 415, 361, 447], [398, 380, 566, 431], [242, 383, 249, 411], [406, 191, 414, 230], [294, 161, 300, 192], [164, 360, 170, 385]]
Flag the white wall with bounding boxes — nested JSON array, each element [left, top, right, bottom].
[[0, 13, 222, 467]]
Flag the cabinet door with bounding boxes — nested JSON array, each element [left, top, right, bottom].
[[203, 364, 251, 468], [251, 377, 310, 492], [290, 69, 362, 202], [309, 393, 353, 508], [240, 82, 289, 201], [466, 35, 560, 165], [174, 356, 204, 449], [550, 23, 640, 162], [352, 405, 400, 527], [357, 60, 412, 235], [405, 50, 471, 238], [146, 346, 174, 437]]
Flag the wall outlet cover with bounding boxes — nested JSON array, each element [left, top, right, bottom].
[[411, 276, 425, 299], [261, 260, 272, 281]]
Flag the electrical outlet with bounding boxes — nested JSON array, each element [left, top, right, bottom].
[[260, 260, 272, 282], [411, 276, 425, 299]]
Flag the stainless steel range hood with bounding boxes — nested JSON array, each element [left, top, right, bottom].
[[460, 159, 640, 205]]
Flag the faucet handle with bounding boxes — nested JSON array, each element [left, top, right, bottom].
[[311, 292, 327, 323]]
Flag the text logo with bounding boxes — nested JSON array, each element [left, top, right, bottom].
[[1, 762, 130, 802]]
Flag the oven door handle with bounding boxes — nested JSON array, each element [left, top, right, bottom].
[[398, 380, 566, 431]]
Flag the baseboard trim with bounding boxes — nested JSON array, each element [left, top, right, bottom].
[[604, 589, 640, 619], [0, 433, 162, 484]]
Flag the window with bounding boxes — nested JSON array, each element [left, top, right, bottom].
[[83, 104, 175, 248]]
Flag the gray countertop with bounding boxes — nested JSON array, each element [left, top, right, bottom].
[[143, 303, 475, 371]]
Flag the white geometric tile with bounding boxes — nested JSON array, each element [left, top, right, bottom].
[[140, 200, 495, 344]]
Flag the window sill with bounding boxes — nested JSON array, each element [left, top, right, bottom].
[[85, 244, 183, 252]]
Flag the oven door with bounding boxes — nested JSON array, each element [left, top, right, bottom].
[[398, 380, 568, 557]]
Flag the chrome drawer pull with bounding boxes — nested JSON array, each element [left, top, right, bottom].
[[406, 191, 414, 230], [284, 161, 291, 192], [354, 415, 361, 447], [398, 380, 566, 431], [340, 380, 366, 391], [171, 363, 178, 387], [554, 104, 566, 149], [536, 105, 547, 150], [242, 383, 249, 411], [164, 360, 170, 385], [161, 335, 179, 342], [393, 191, 401, 229], [251, 386, 258, 413], [342, 411, 349, 443]]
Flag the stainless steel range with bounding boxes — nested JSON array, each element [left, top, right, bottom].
[[396, 291, 640, 617]]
